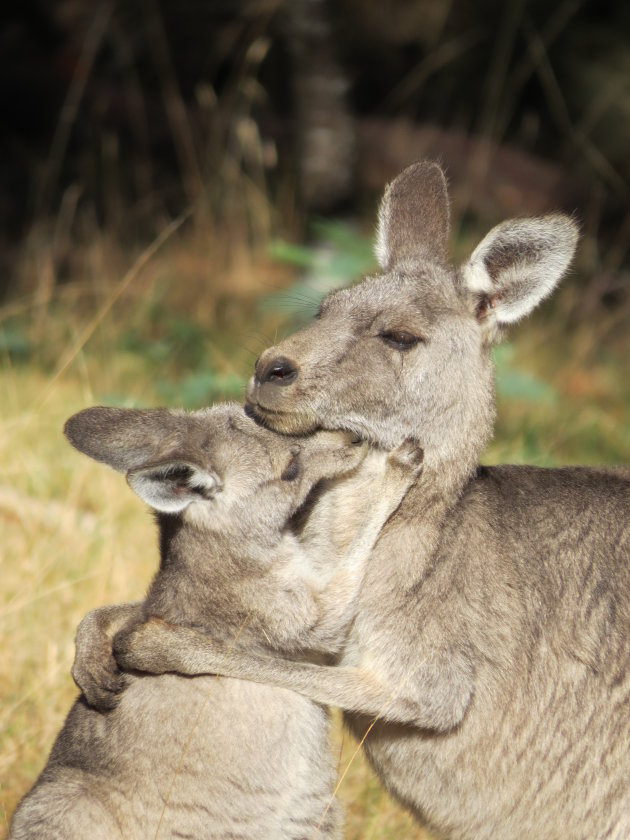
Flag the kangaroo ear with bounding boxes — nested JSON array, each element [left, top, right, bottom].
[[64, 407, 183, 472], [127, 461, 222, 513], [462, 214, 579, 344], [375, 160, 450, 271]]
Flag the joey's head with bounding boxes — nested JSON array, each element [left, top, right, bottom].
[[246, 161, 578, 478], [64, 403, 368, 528]]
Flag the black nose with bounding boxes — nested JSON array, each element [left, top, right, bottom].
[[257, 356, 298, 386]]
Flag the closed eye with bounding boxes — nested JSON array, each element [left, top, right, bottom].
[[379, 330, 423, 351]]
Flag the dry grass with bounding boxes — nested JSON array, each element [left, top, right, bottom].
[[0, 373, 155, 830]]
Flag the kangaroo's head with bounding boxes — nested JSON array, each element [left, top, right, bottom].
[[246, 161, 578, 480], [64, 403, 367, 523]]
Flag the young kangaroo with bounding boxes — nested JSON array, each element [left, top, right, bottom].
[[107, 163, 630, 839], [9, 403, 422, 840]]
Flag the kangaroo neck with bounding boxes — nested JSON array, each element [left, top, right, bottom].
[[381, 452, 475, 588]]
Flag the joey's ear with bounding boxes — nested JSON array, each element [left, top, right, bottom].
[[375, 160, 450, 271], [462, 214, 579, 344], [64, 406, 182, 472], [127, 461, 222, 514]]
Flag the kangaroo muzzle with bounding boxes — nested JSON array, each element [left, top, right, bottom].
[[256, 356, 298, 387]]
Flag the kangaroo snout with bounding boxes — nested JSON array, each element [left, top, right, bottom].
[[255, 355, 298, 386], [246, 350, 320, 435]]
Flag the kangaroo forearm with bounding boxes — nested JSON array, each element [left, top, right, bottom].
[[199, 647, 471, 730], [312, 477, 418, 643], [115, 621, 472, 731], [74, 601, 144, 666], [207, 651, 425, 726]]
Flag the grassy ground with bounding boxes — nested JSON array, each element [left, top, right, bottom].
[[1, 220, 628, 838]]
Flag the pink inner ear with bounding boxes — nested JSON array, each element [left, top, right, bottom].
[[476, 299, 488, 319], [476, 293, 502, 320]]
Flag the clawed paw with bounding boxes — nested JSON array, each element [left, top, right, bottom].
[[113, 619, 174, 675], [72, 652, 128, 711], [389, 439, 424, 473]]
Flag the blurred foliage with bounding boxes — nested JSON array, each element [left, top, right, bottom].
[[2, 0, 630, 297], [266, 219, 376, 323], [0, 326, 31, 361], [158, 371, 246, 407], [493, 344, 558, 405]]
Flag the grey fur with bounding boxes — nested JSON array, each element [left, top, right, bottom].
[[9, 403, 422, 840], [116, 163, 629, 839]]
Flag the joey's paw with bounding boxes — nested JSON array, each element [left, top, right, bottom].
[[388, 439, 424, 474], [72, 646, 128, 711], [300, 431, 368, 480], [113, 619, 179, 675]]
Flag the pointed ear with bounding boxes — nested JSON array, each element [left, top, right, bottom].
[[461, 214, 579, 344], [127, 461, 222, 513], [375, 160, 450, 271], [64, 407, 182, 472]]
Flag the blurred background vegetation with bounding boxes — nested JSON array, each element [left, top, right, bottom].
[[1, 0, 629, 836]]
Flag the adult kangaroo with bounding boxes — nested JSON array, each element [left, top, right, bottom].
[[106, 162, 630, 839]]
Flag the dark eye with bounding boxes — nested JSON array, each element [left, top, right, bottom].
[[379, 330, 422, 351]]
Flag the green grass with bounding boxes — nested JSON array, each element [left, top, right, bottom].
[[487, 314, 630, 466]]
